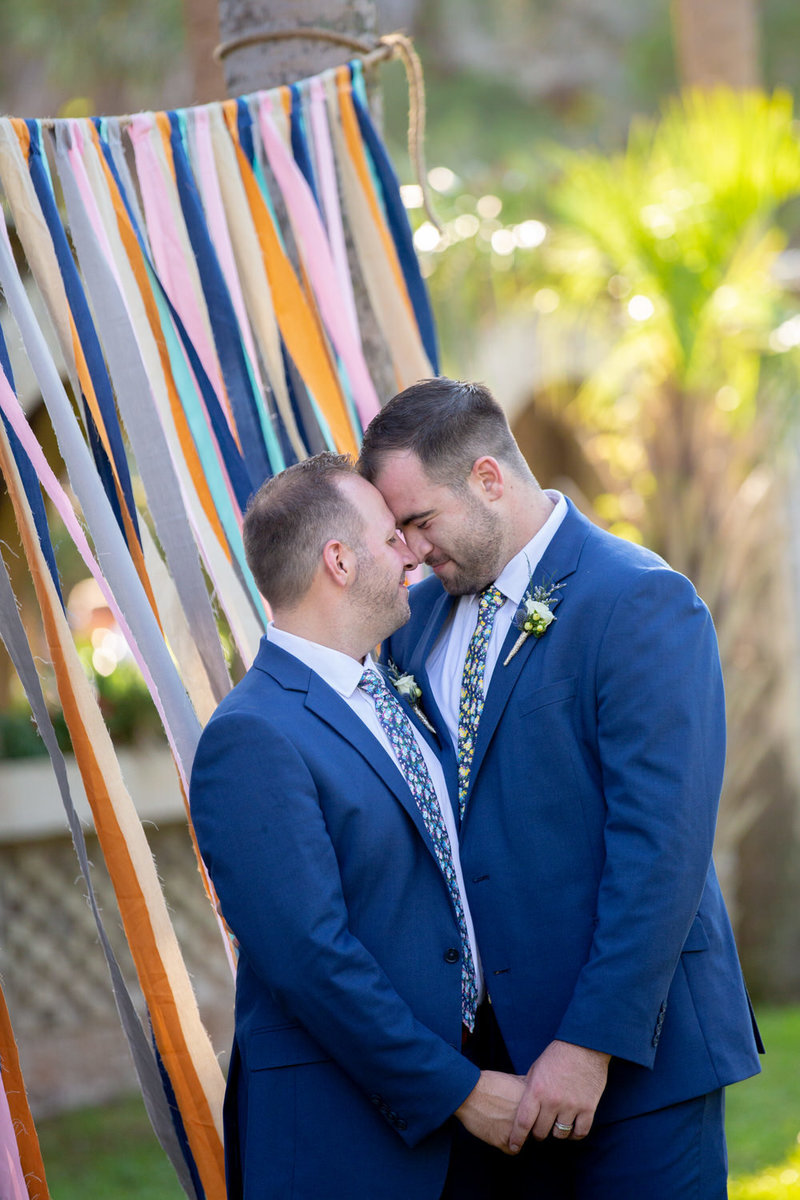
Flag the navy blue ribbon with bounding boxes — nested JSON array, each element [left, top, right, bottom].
[[92, 121, 255, 515], [348, 72, 440, 374], [0, 321, 63, 604], [168, 111, 273, 485], [236, 96, 257, 169], [26, 120, 141, 543], [290, 84, 321, 209]]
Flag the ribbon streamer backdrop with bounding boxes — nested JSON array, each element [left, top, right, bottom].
[[0, 56, 438, 1200]]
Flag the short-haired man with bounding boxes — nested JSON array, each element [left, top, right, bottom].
[[190, 453, 524, 1200], [360, 378, 763, 1199]]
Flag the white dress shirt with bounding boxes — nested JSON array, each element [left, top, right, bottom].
[[427, 490, 568, 750], [266, 623, 483, 995]]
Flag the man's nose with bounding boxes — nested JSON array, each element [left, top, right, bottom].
[[397, 531, 419, 571], [405, 527, 432, 560]]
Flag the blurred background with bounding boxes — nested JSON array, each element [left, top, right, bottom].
[[1, 1, 800, 1196]]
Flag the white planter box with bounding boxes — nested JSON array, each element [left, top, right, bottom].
[[0, 743, 185, 843]]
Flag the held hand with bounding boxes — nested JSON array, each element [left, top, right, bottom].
[[509, 1040, 610, 1152], [454, 1070, 527, 1154]]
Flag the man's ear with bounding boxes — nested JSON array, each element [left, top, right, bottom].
[[321, 539, 356, 588], [470, 456, 504, 501]]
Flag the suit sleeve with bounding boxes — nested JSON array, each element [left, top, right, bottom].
[[555, 566, 726, 1067], [190, 712, 479, 1144]]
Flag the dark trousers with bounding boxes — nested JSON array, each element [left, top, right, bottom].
[[442, 1002, 728, 1200]]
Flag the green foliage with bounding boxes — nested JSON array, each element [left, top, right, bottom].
[[382, 58, 558, 178], [417, 89, 800, 554], [0, 704, 70, 758], [0, 0, 184, 112], [91, 657, 167, 746], [543, 89, 800, 423], [423, 88, 800, 394], [72, 637, 165, 747], [0, 646, 163, 760]]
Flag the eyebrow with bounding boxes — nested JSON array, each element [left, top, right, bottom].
[[398, 507, 435, 527]]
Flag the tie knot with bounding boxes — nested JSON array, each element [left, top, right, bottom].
[[479, 585, 505, 615], [359, 668, 386, 699]]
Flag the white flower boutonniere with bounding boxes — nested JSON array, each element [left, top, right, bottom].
[[386, 660, 436, 732], [503, 580, 565, 666]]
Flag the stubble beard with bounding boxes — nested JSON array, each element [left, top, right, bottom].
[[434, 502, 506, 596], [352, 549, 410, 644]]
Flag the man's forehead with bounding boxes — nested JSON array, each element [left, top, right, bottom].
[[375, 448, 428, 482], [339, 472, 390, 518], [379, 482, 436, 528], [374, 451, 437, 517], [376, 468, 441, 525]]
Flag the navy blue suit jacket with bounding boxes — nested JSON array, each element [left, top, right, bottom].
[[190, 638, 479, 1199], [385, 500, 762, 1123]]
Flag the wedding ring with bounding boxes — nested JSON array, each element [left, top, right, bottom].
[[554, 1121, 573, 1133]]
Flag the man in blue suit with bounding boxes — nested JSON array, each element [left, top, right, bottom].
[[190, 452, 525, 1199], [359, 377, 763, 1199]]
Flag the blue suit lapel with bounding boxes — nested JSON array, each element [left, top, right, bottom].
[[255, 638, 446, 867], [460, 501, 591, 822], [406, 589, 460, 819]]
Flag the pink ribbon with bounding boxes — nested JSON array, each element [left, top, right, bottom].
[[0, 354, 189, 793], [257, 92, 380, 427], [128, 113, 232, 432], [190, 107, 265, 399], [309, 77, 361, 341], [0, 1076, 30, 1200]]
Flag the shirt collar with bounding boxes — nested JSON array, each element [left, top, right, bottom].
[[493, 490, 568, 606], [267, 623, 376, 699]]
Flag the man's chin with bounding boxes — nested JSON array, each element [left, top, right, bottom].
[[427, 559, 484, 596], [437, 569, 492, 597], [379, 594, 411, 639]]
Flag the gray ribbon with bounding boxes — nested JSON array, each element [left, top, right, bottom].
[[0, 202, 202, 778], [52, 124, 231, 706], [0, 548, 198, 1200]]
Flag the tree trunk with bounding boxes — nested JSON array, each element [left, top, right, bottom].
[[217, 0, 378, 96], [182, 0, 227, 104], [672, 0, 761, 89]]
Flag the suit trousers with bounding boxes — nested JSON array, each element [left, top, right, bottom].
[[442, 1002, 728, 1200]]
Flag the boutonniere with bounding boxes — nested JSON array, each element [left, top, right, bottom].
[[503, 579, 565, 666], [386, 659, 436, 732]]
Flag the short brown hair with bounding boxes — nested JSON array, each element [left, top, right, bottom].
[[358, 377, 529, 488], [243, 453, 363, 608]]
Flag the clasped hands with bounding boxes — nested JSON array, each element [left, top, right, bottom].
[[455, 1040, 611, 1155]]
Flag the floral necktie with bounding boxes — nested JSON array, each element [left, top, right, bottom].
[[360, 668, 478, 1030], [457, 586, 506, 819]]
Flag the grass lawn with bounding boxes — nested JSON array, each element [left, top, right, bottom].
[[35, 1007, 800, 1199], [36, 1094, 184, 1200], [727, 1006, 800, 1177]]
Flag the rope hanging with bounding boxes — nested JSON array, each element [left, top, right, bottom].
[[214, 28, 441, 230]]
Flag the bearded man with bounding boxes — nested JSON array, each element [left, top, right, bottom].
[[359, 378, 762, 1200]]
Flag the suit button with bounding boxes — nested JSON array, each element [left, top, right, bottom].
[[396, 1118, 408, 1131], [444, 947, 460, 963]]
